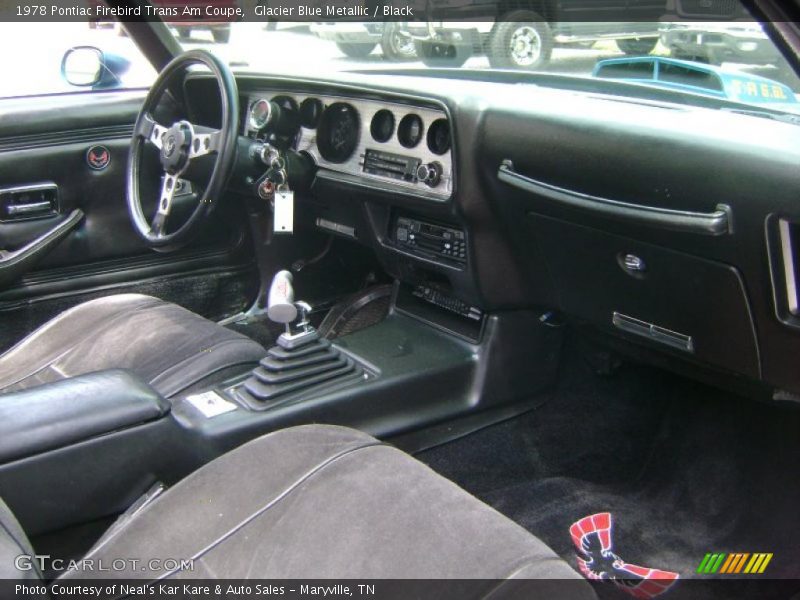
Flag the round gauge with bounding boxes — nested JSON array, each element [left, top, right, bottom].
[[266, 94, 300, 137], [370, 109, 395, 143], [300, 97, 324, 129], [426, 118, 451, 155], [248, 98, 272, 131], [317, 102, 360, 164], [397, 114, 424, 149], [271, 94, 298, 113]]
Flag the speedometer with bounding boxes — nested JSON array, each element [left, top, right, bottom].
[[317, 103, 360, 164]]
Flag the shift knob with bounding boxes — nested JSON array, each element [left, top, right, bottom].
[[267, 270, 297, 323]]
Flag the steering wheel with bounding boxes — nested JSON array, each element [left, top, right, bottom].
[[127, 49, 239, 251]]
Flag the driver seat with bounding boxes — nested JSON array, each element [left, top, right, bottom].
[[0, 294, 266, 398]]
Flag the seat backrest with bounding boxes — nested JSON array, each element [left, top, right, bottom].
[[0, 496, 40, 581]]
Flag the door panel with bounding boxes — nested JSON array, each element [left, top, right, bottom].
[[0, 90, 257, 352]]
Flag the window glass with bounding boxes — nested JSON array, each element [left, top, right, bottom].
[[0, 22, 156, 99]]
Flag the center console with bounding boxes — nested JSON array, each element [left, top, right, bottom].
[[0, 270, 561, 539]]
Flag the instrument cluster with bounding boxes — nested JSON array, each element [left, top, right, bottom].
[[245, 91, 454, 200]]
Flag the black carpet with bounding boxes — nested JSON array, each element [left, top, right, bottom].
[[418, 338, 800, 599]]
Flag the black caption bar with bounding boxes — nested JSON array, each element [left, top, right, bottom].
[[4, 579, 800, 600], [0, 0, 764, 22]]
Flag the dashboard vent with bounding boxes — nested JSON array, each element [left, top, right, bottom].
[[767, 216, 800, 328], [778, 219, 800, 316]]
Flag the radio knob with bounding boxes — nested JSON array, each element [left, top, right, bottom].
[[417, 162, 443, 188], [416, 164, 429, 181]]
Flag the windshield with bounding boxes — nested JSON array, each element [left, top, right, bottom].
[[2, 1, 799, 115], [186, 17, 800, 112]]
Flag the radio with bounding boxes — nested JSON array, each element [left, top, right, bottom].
[[395, 217, 466, 263], [364, 149, 420, 183], [363, 149, 444, 189]]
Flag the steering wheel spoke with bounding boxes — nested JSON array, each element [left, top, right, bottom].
[[136, 112, 169, 150], [189, 127, 221, 159], [150, 173, 179, 237], [150, 211, 168, 237]]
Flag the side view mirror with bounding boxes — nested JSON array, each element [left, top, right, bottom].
[[61, 46, 130, 90]]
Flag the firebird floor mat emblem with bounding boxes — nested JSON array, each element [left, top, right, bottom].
[[570, 512, 679, 599]]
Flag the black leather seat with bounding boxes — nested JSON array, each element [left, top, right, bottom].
[[0, 425, 595, 595], [0, 294, 265, 398]]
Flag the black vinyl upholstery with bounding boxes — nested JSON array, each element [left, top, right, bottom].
[[0, 369, 169, 464], [0, 294, 265, 398]]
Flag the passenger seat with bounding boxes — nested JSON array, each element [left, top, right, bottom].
[[1, 425, 594, 597]]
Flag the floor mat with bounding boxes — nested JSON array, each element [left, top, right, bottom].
[[417, 337, 800, 599]]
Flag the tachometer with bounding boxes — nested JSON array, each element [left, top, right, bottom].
[[317, 102, 360, 163]]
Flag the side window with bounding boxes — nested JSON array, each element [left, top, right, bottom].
[[0, 22, 156, 99]]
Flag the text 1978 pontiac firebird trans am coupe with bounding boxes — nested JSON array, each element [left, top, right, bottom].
[[1, 1, 800, 599]]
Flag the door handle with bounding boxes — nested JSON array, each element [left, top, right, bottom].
[[0, 209, 84, 287], [7, 201, 53, 217], [0, 182, 59, 222]]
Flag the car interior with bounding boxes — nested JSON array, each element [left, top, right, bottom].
[[1, 2, 800, 598]]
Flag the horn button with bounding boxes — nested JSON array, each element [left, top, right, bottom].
[[160, 123, 192, 174]]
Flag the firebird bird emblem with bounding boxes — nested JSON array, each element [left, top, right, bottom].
[[86, 145, 110, 170], [164, 136, 177, 157], [570, 513, 679, 599]]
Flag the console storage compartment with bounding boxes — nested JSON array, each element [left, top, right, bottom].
[[0, 370, 174, 535], [0, 369, 169, 464]]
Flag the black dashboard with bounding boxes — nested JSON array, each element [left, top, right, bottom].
[[185, 71, 800, 403]]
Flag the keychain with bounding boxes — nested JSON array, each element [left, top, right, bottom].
[[273, 180, 294, 234], [259, 153, 293, 234]]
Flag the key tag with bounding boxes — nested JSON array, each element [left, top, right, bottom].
[[273, 183, 294, 234]]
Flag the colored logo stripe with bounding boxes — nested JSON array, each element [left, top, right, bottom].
[[720, 553, 749, 573], [744, 553, 773, 574], [697, 553, 726, 574], [697, 553, 773, 575]]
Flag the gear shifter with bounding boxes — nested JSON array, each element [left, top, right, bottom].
[[266, 270, 297, 323], [234, 270, 364, 409], [267, 270, 318, 349]]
